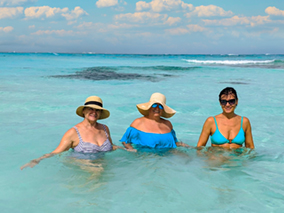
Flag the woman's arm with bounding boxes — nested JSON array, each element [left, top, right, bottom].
[[176, 142, 193, 148], [20, 128, 75, 170], [119, 118, 141, 152], [243, 117, 254, 149], [122, 142, 137, 152], [197, 117, 213, 147]]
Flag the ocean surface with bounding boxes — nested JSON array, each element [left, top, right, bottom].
[[1, 53, 284, 212]]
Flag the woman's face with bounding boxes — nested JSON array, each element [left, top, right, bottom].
[[149, 103, 163, 117], [83, 107, 102, 121], [219, 94, 238, 114]]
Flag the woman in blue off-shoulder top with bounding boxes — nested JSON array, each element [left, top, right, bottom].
[[120, 92, 189, 152]]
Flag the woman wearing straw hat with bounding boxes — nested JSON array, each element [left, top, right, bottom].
[[120, 92, 189, 151], [21, 96, 119, 170]]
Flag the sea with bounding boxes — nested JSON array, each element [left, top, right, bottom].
[[1, 53, 284, 212]]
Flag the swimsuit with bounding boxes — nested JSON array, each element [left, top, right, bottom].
[[211, 117, 245, 145], [73, 125, 112, 153], [120, 126, 178, 148]]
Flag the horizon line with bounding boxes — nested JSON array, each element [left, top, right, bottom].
[[0, 52, 283, 55]]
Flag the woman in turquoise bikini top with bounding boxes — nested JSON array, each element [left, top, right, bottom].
[[211, 116, 245, 145], [197, 87, 254, 149], [121, 92, 189, 152]]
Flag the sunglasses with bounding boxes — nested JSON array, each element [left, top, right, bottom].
[[220, 99, 236, 106], [151, 103, 164, 109], [85, 107, 102, 112]]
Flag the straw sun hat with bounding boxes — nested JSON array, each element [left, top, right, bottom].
[[136, 93, 176, 118], [76, 96, 110, 120]]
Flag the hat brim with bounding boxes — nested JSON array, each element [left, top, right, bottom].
[[76, 105, 110, 120], [136, 101, 176, 118]]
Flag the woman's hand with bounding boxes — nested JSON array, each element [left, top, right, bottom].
[[122, 142, 137, 152], [176, 142, 191, 147], [20, 159, 40, 170], [125, 148, 137, 152], [112, 145, 125, 151], [20, 153, 55, 170]]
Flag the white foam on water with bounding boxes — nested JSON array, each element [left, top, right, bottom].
[[185, 59, 275, 65]]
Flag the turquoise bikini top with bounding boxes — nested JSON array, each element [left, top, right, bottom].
[[120, 126, 178, 148], [211, 117, 245, 145]]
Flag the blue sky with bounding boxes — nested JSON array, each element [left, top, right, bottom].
[[0, 0, 283, 54]]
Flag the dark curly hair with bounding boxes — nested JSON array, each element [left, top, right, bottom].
[[219, 87, 238, 101]]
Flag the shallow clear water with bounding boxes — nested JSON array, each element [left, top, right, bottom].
[[1, 53, 284, 212]]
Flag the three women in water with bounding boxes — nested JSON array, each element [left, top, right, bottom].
[[21, 87, 254, 169]]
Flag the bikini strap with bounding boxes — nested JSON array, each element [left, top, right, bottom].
[[102, 125, 109, 138], [213, 117, 219, 130], [73, 126, 83, 143], [241, 116, 243, 128]]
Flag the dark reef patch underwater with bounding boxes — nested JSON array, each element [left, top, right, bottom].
[[50, 66, 184, 82]]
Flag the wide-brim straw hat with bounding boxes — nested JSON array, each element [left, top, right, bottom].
[[76, 96, 110, 120], [136, 93, 176, 118]]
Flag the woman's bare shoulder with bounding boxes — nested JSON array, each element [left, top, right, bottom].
[[242, 116, 251, 127], [205, 116, 215, 124], [242, 116, 250, 122], [63, 126, 78, 139], [130, 117, 144, 128]]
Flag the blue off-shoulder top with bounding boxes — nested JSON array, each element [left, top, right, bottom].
[[120, 126, 178, 148]]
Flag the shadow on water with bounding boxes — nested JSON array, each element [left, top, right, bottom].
[[220, 81, 249, 85], [219, 78, 251, 85]]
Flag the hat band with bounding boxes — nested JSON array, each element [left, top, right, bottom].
[[84, 101, 103, 107]]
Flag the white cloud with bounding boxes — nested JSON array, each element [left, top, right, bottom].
[[0, 26, 14, 32], [186, 5, 233, 17], [75, 22, 104, 30], [0, 0, 36, 6], [28, 25, 35, 28], [136, 0, 193, 12], [75, 22, 110, 33], [187, 24, 206, 32], [165, 24, 205, 35], [165, 27, 188, 35], [203, 16, 250, 26], [0, 7, 23, 19], [164, 17, 181, 26], [108, 23, 138, 29], [62, 6, 88, 20], [96, 0, 118, 8], [265, 6, 284, 16], [115, 12, 167, 23], [76, 22, 96, 29], [203, 15, 270, 27], [24, 6, 87, 21], [136, 1, 150, 11], [31, 29, 75, 36], [24, 6, 68, 19], [250, 15, 270, 26]]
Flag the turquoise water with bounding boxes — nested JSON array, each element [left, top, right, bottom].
[[1, 53, 284, 212]]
